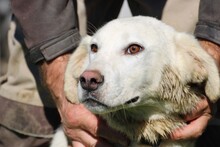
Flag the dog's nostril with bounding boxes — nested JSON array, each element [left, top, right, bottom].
[[80, 77, 86, 84], [91, 78, 98, 84]]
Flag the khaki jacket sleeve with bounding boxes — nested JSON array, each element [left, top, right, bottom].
[[194, 0, 220, 45], [11, 0, 81, 63]]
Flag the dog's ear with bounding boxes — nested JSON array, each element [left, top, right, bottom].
[[174, 33, 220, 102], [64, 36, 91, 103]]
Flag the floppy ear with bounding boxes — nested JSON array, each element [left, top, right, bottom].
[[174, 33, 220, 102], [64, 36, 91, 103]]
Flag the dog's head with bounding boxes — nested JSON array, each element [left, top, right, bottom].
[[65, 16, 220, 141], [65, 16, 219, 114], [77, 16, 176, 113]]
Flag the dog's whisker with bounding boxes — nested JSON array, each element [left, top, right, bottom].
[[121, 104, 129, 125], [87, 21, 97, 30], [87, 21, 97, 35]]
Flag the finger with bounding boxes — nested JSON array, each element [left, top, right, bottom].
[[72, 141, 85, 147], [184, 97, 211, 121], [171, 114, 211, 140], [69, 129, 113, 147]]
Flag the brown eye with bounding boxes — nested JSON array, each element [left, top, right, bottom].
[[126, 44, 143, 55], [91, 44, 98, 53]]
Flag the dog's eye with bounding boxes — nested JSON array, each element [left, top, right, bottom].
[[91, 44, 98, 53], [126, 44, 143, 55]]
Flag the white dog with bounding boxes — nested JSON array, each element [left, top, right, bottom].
[[51, 16, 220, 147]]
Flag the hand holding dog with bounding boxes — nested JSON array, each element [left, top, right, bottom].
[[171, 39, 220, 140], [40, 54, 129, 147], [170, 96, 212, 140]]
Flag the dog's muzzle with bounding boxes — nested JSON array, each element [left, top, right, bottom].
[[79, 70, 140, 112]]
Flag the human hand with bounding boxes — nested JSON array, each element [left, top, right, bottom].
[[40, 54, 129, 147], [61, 103, 129, 147], [170, 96, 212, 140]]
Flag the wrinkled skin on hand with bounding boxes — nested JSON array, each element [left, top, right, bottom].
[[171, 39, 220, 140], [170, 96, 212, 140], [40, 54, 129, 147]]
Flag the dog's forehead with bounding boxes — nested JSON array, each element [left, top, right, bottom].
[[92, 16, 174, 47], [100, 16, 161, 32]]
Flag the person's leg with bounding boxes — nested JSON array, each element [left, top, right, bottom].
[[0, 125, 51, 147], [0, 0, 11, 76], [127, 0, 167, 19], [0, 20, 60, 147], [76, 0, 87, 36], [84, 0, 124, 35], [161, 0, 200, 33]]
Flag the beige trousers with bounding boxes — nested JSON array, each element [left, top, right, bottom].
[[0, 22, 55, 107], [162, 0, 200, 34]]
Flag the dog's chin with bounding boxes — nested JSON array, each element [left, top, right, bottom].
[[82, 98, 109, 114], [82, 96, 140, 114]]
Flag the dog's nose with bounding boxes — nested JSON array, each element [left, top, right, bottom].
[[80, 70, 104, 91]]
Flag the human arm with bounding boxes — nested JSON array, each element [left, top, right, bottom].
[[11, 0, 129, 146], [171, 0, 220, 140], [194, 0, 220, 70]]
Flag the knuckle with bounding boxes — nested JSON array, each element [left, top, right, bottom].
[[65, 112, 76, 123], [63, 126, 72, 137], [64, 128, 80, 141], [63, 112, 79, 126], [174, 132, 183, 140]]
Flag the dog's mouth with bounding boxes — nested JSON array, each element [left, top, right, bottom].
[[82, 95, 140, 113], [124, 96, 140, 105], [83, 98, 108, 108]]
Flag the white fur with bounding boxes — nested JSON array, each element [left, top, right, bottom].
[[51, 16, 220, 147], [50, 127, 68, 147]]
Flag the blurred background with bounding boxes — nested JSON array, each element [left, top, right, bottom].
[[0, 0, 10, 76]]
